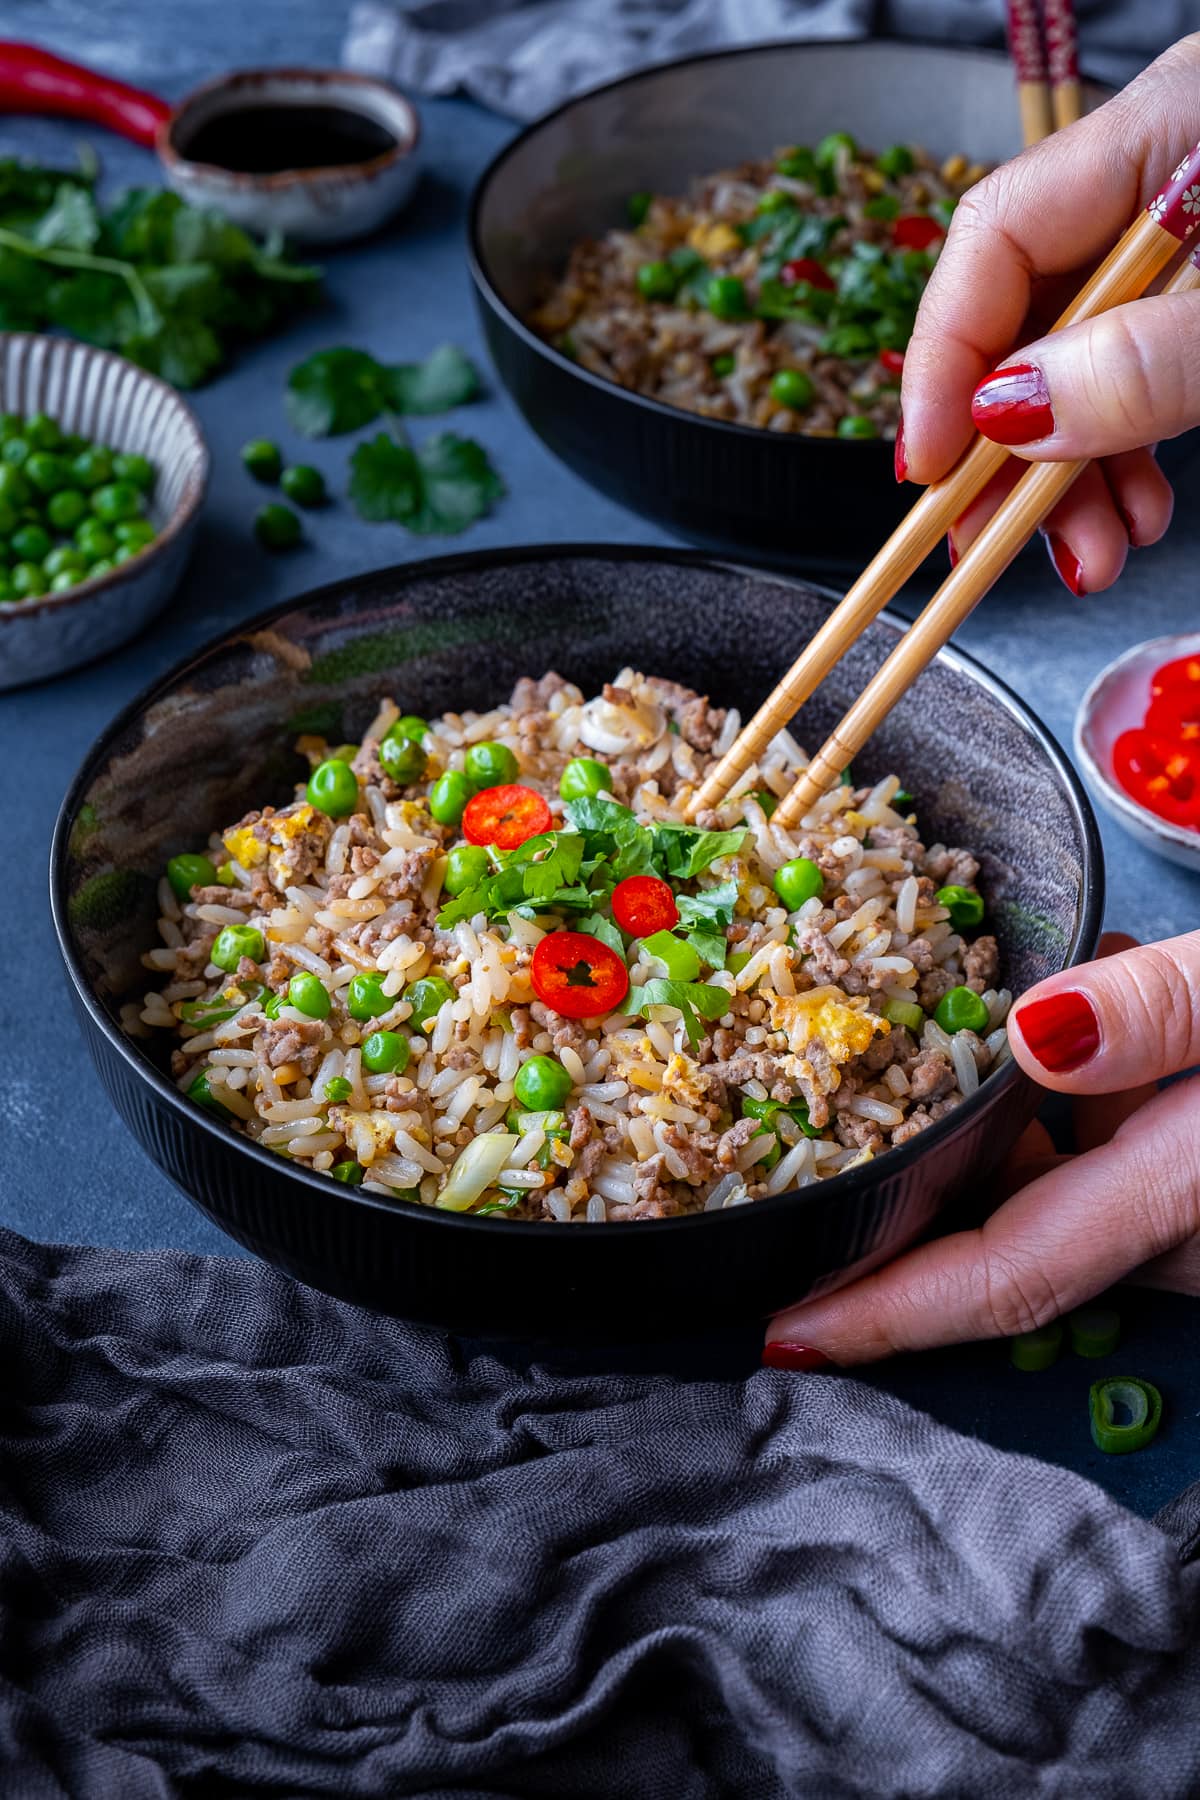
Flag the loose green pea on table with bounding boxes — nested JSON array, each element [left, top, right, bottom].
[[0, 411, 159, 603]]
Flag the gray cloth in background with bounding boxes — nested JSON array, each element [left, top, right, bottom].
[[4, 1225, 1200, 1797], [343, 0, 1200, 120]]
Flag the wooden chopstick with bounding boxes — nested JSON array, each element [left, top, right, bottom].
[[773, 247, 1200, 827], [1044, 0, 1083, 130], [1006, 0, 1054, 148], [688, 146, 1200, 824]]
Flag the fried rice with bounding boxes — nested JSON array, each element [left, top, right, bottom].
[[527, 136, 987, 440], [131, 671, 1010, 1223]]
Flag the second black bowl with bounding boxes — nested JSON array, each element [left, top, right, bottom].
[[52, 547, 1102, 1337]]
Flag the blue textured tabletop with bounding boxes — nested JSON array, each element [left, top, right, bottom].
[[1, 6, 1197, 1518]]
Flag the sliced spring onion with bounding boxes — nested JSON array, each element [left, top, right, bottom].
[[435, 1132, 518, 1212], [1089, 1377, 1162, 1454], [882, 997, 924, 1034], [178, 982, 261, 1026], [1068, 1305, 1120, 1359], [1010, 1321, 1063, 1371]]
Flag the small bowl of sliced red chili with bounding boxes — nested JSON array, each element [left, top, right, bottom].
[[1075, 634, 1200, 871]]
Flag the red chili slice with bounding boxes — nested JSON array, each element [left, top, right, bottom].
[[892, 214, 944, 251], [1112, 728, 1200, 829], [878, 347, 905, 376], [780, 256, 835, 291], [531, 930, 630, 1019], [611, 875, 679, 937], [462, 784, 553, 850]]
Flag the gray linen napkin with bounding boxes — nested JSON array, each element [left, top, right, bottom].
[[343, 0, 1196, 119], [3, 1224, 1200, 1797]]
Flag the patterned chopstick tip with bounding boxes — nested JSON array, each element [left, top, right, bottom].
[[1149, 146, 1200, 240], [1005, 0, 1048, 81]]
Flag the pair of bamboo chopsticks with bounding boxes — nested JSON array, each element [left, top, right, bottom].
[[689, 147, 1200, 829], [1007, 0, 1082, 146]]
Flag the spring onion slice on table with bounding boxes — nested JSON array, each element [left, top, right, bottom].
[[1088, 1378, 1163, 1455]]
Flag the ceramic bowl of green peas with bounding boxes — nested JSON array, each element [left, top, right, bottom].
[[0, 333, 209, 689]]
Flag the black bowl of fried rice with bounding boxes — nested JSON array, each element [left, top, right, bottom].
[[469, 40, 1111, 568], [52, 546, 1103, 1339]]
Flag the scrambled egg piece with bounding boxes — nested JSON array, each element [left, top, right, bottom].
[[223, 823, 268, 869], [687, 221, 741, 259], [662, 1052, 712, 1109], [224, 803, 323, 886], [768, 986, 888, 1066]]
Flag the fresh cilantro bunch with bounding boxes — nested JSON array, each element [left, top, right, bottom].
[[0, 158, 321, 387], [284, 342, 503, 536]]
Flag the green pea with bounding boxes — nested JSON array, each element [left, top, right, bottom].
[[306, 758, 359, 818], [641, 929, 700, 982], [112, 451, 155, 491], [444, 844, 491, 895], [112, 545, 138, 566], [186, 1067, 231, 1118], [91, 481, 142, 523], [25, 451, 69, 494], [465, 740, 518, 790], [87, 557, 114, 578], [11, 561, 46, 597], [114, 517, 156, 548], [379, 728, 428, 785], [10, 523, 50, 562], [49, 570, 77, 592], [361, 1029, 410, 1075], [61, 431, 89, 455], [776, 146, 817, 181], [2, 437, 30, 466], [876, 143, 916, 178], [242, 438, 282, 482], [756, 187, 793, 212], [393, 714, 428, 741], [166, 852, 217, 900], [769, 369, 815, 411], [863, 193, 901, 222], [0, 412, 20, 440], [404, 975, 454, 1032], [287, 971, 331, 1019], [280, 464, 326, 507], [347, 971, 390, 1022], [75, 520, 116, 559], [429, 769, 471, 827], [0, 464, 27, 507], [514, 1054, 573, 1112], [71, 446, 113, 490], [773, 857, 823, 909], [937, 884, 985, 930], [934, 985, 990, 1036], [324, 1076, 353, 1103], [636, 260, 678, 301], [25, 412, 60, 450], [47, 488, 88, 531], [706, 275, 747, 319], [560, 757, 613, 801], [837, 415, 879, 439], [211, 924, 265, 972], [711, 353, 736, 378], [626, 189, 652, 227], [330, 1160, 363, 1185], [0, 578, 14, 604], [0, 500, 16, 535], [254, 502, 301, 550], [815, 130, 858, 167]]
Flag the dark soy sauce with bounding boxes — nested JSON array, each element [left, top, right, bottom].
[[182, 104, 398, 174]]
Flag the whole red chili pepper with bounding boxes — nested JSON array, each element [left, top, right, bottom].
[[0, 43, 170, 148]]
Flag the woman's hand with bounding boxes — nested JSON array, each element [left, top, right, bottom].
[[762, 933, 1200, 1370], [898, 35, 1200, 593]]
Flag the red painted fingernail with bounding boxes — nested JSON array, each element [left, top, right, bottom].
[[970, 362, 1054, 445], [1013, 990, 1100, 1073], [762, 1342, 835, 1372], [947, 531, 959, 568], [1046, 532, 1085, 596], [894, 418, 907, 483]]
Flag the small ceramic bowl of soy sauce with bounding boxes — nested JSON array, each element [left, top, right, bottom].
[[159, 68, 421, 245]]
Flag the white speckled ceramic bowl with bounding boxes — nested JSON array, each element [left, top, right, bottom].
[[1075, 633, 1200, 873], [0, 335, 209, 691]]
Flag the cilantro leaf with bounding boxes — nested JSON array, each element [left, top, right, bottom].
[[34, 182, 99, 251], [563, 796, 632, 835], [347, 431, 420, 521], [405, 434, 505, 535], [652, 825, 746, 879], [288, 347, 391, 436], [685, 929, 727, 970], [676, 878, 739, 929], [630, 979, 731, 1048], [123, 318, 224, 389], [521, 833, 584, 903], [577, 912, 625, 957], [383, 343, 481, 415]]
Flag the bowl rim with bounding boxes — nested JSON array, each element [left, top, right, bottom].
[[1074, 630, 1200, 854], [50, 542, 1105, 1242], [0, 332, 210, 629], [466, 37, 1109, 456]]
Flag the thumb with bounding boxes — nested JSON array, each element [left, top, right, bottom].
[[1008, 929, 1200, 1093], [969, 290, 1200, 461]]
